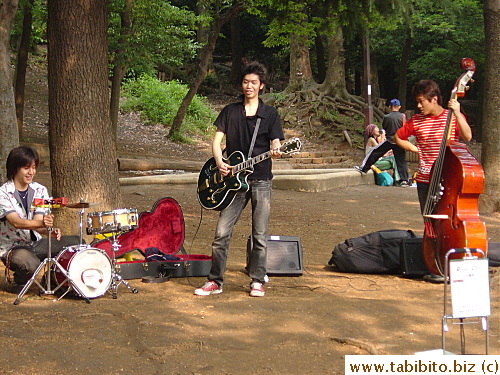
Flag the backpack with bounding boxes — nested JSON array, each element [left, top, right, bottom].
[[371, 165, 394, 186], [328, 229, 419, 274], [376, 171, 394, 186]]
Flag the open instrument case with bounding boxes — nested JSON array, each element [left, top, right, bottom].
[[93, 197, 211, 280]]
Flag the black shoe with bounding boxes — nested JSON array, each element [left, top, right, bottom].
[[354, 166, 367, 174], [423, 274, 445, 283], [396, 180, 410, 188]]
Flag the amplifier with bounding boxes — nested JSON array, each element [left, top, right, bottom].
[[400, 237, 427, 277], [246, 235, 303, 276]]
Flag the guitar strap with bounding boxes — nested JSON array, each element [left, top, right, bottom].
[[247, 118, 261, 158]]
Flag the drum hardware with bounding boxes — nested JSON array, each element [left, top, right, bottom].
[[14, 198, 91, 305], [107, 231, 139, 299], [66, 199, 98, 245], [86, 208, 139, 299]]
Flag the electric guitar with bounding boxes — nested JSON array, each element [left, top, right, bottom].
[[197, 138, 302, 210]]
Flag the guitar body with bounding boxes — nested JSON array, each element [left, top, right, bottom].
[[197, 151, 252, 211], [197, 138, 302, 211], [423, 141, 488, 275]]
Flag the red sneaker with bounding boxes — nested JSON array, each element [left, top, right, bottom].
[[194, 281, 222, 296], [250, 282, 265, 297]]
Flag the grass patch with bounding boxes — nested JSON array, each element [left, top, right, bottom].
[[121, 75, 217, 143]]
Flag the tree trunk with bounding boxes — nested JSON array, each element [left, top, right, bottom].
[[320, 23, 349, 99], [110, 0, 132, 142], [229, 15, 242, 86], [314, 34, 326, 84], [361, 34, 378, 102], [0, 0, 19, 179], [480, 0, 500, 213], [110, 64, 128, 144], [48, 0, 121, 237], [14, 0, 33, 140], [398, 34, 412, 111], [169, 3, 243, 139], [286, 33, 314, 92], [368, 52, 380, 100]]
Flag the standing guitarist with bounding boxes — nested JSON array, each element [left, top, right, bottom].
[[194, 62, 284, 297]]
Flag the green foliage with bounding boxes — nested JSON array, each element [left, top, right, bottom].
[[406, 0, 485, 84], [369, 0, 484, 100], [11, 0, 47, 49], [108, 0, 199, 79], [121, 76, 216, 143]]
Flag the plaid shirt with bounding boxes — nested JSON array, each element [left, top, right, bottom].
[[0, 180, 49, 257]]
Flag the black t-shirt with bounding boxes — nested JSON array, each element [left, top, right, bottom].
[[214, 99, 284, 180]]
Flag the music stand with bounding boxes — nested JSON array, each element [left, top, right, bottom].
[[442, 248, 489, 354], [14, 198, 90, 305]]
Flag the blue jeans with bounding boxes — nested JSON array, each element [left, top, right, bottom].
[[208, 180, 272, 286]]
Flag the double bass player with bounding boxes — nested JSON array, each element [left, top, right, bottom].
[[394, 79, 479, 281], [395, 79, 472, 214]]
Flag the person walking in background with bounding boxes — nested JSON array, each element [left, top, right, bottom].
[[194, 62, 284, 297], [355, 99, 409, 187]]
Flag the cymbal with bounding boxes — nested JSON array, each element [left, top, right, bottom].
[[66, 202, 98, 209]]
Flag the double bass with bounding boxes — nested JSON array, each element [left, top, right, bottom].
[[422, 58, 488, 276]]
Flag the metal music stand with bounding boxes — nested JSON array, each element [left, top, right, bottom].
[[442, 248, 489, 354], [14, 198, 90, 305]]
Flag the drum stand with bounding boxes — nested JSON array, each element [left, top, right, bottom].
[[14, 226, 90, 305], [108, 231, 138, 299]]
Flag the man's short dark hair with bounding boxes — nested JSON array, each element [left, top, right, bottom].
[[6, 146, 40, 181], [412, 79, 442, 105], [241, 61, 268, 86]]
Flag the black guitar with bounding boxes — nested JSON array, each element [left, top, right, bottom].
[[197, 138, 302, 210]]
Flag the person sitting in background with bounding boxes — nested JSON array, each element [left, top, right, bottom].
[[355, 99, 409, 187], [363, 124, 401, 183]]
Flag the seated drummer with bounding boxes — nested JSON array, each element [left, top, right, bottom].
[[0, 146, 78, 292]]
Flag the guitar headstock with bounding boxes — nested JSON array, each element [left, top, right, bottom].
[[452, 58, 476, 99], [280, 137, 302, 155]]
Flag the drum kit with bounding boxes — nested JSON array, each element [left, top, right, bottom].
[[14, 198, 140, 305]]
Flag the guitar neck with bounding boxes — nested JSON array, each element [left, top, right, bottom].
[[232, 151, 272, 174], [423, 104, 456, 216]]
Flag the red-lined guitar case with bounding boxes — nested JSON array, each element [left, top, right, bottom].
[[93, 197, 211, 279]]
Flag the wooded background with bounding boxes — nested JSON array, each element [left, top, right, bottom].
[[0, 0, 498, 234]]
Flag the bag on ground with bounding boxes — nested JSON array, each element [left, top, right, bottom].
[[328, 229, 419, 274]]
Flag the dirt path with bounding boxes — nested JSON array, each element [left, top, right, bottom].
[[1, 178, 498, 374]]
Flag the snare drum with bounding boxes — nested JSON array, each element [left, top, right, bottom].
[[54, 245, 113, 299], [87, 208, 138, 234]]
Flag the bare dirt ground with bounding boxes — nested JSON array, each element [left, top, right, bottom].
[[0, 65, 498, 374]]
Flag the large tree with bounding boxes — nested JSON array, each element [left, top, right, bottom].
[[14, 0, 34, 140], [481, 0, 500, 213], [0, 0, 19, 179], [169, 1, 243, 139], [108, 0, 198, 141], [47, 0, 121, 235]]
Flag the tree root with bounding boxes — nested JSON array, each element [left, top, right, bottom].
[[331, 337, 380, 355]]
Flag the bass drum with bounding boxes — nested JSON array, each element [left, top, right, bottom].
[[54, 245, 113, 299]]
